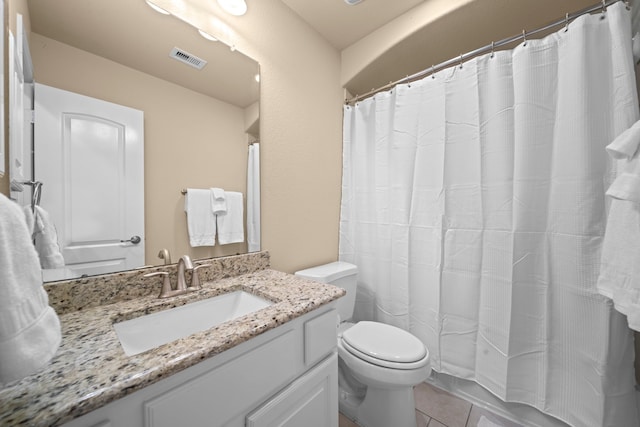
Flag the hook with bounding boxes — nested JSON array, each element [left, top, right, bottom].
[[490, 41, 495, 58], [601, 0, 606, 19], [522, 29, 527, 46], [564, 13, 569, 32]]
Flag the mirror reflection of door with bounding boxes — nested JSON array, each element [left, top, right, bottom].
[[34, 83, 144, 281]]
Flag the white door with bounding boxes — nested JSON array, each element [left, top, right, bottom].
[[34, 83, 144, 278]]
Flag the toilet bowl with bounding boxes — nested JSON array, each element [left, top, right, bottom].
[[295, 262, 431, 427]]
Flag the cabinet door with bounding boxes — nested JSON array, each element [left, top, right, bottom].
[[304, 309, 337, 367], [246, 353, 338, 427], [145, 329, 301, 427]]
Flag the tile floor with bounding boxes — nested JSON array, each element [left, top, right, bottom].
[[338, 381, 523, 427]]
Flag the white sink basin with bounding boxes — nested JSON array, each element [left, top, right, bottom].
[[113, 290, 273, 356]]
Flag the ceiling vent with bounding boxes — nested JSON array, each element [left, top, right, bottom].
[[169, 47, 207, 70]]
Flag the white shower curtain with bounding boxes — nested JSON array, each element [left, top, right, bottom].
[[247, 143, 261, 252], [339, 3, 639, 426]]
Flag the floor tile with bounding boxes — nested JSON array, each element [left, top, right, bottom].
[[414, 382, 472, 427], [416, 409, 431, 427], [428, 418, 447, 427], [466, 405, 524, 427], [339, 412, 360, 427]]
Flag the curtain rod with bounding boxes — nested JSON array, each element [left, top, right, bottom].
[[345, 0, 629, 105]]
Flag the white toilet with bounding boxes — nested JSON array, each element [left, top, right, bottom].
[[295, 262, 431, 427]]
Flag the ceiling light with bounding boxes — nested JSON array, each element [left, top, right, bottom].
[[145, 0, 171, 15], [198, 29, 218, 41], [217, 0, 247, 16], [344, 0, 364, 4]]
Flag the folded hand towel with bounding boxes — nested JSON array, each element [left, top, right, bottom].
[[598, 119, 640, 331], [184, 189, 216, 247], [33, 206, 65, 269], [210, 187, 227, 215], [217, 191, 244, 245], [597, 200, 640, 330], [606, 119, 640, 203], [606, 119, 640, 159], [0, 194, 61, 386]]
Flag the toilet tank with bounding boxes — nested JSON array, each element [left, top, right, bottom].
[[295, 261, 358, 322]]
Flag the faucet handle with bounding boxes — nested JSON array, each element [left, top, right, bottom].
[[189, 264, 212, 290], [144, 272, 173, 298]]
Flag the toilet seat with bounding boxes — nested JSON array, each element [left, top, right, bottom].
[[340, 321, 428, 370]]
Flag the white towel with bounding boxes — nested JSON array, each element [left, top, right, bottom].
[[0, 194, 61, 386], [217, 191, 244, 245], [597, 120, 640, 331], [606, 119, 640, 160], [32, 206, 65, 269], [210, 187, 227, 215], [184, 188, 216, 247]]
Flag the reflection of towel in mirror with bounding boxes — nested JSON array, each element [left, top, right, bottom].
[[210, 187, 227, 215], [184, 188, 216, 247], [0, 194, 61, 386], [32, 206, 65, 269], [217, 191, 244, 244]]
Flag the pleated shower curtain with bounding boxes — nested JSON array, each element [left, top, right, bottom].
[[339, 3, 639, 426]]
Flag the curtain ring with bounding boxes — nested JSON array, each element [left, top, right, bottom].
[[431, 65, 436, 79], [522, 29, 527, 46], [459, 53, 463, 69], [601, 0, 606, 19], [626, 1, 631, 10], [490, 41, 495, 58], [564, 13, 569, 32]]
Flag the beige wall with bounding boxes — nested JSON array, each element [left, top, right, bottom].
[[341, 0, 471, 88], [30, 33, 248, 265]]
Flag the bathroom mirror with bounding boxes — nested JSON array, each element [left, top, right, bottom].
[[21, 0, 260, 281]]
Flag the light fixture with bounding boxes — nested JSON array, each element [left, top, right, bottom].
[[344, 0, 364, 4], [198, 29, 218, 41], [145, 0, 170, 15], [254, 74, 260, 83], [217, 0, 247, 16]]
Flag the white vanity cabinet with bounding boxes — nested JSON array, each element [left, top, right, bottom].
[[61, 307, 338, 427]]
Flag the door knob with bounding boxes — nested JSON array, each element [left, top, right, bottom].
[[121, 235, 142, 244]]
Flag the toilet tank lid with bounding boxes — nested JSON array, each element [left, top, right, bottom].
[[294, 261, 357, 283]]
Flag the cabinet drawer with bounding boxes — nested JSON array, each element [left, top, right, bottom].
[[144, 329, 300, 427], [246, 353, 338, 427], [304, 309, 337, 366]]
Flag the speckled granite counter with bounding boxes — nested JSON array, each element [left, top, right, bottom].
[[0, 252, 344, 426]]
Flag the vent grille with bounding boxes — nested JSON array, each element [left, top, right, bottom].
[[169, 47, 207, 70]]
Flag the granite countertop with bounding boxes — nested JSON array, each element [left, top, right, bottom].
[[0, 268, 345, 426]]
